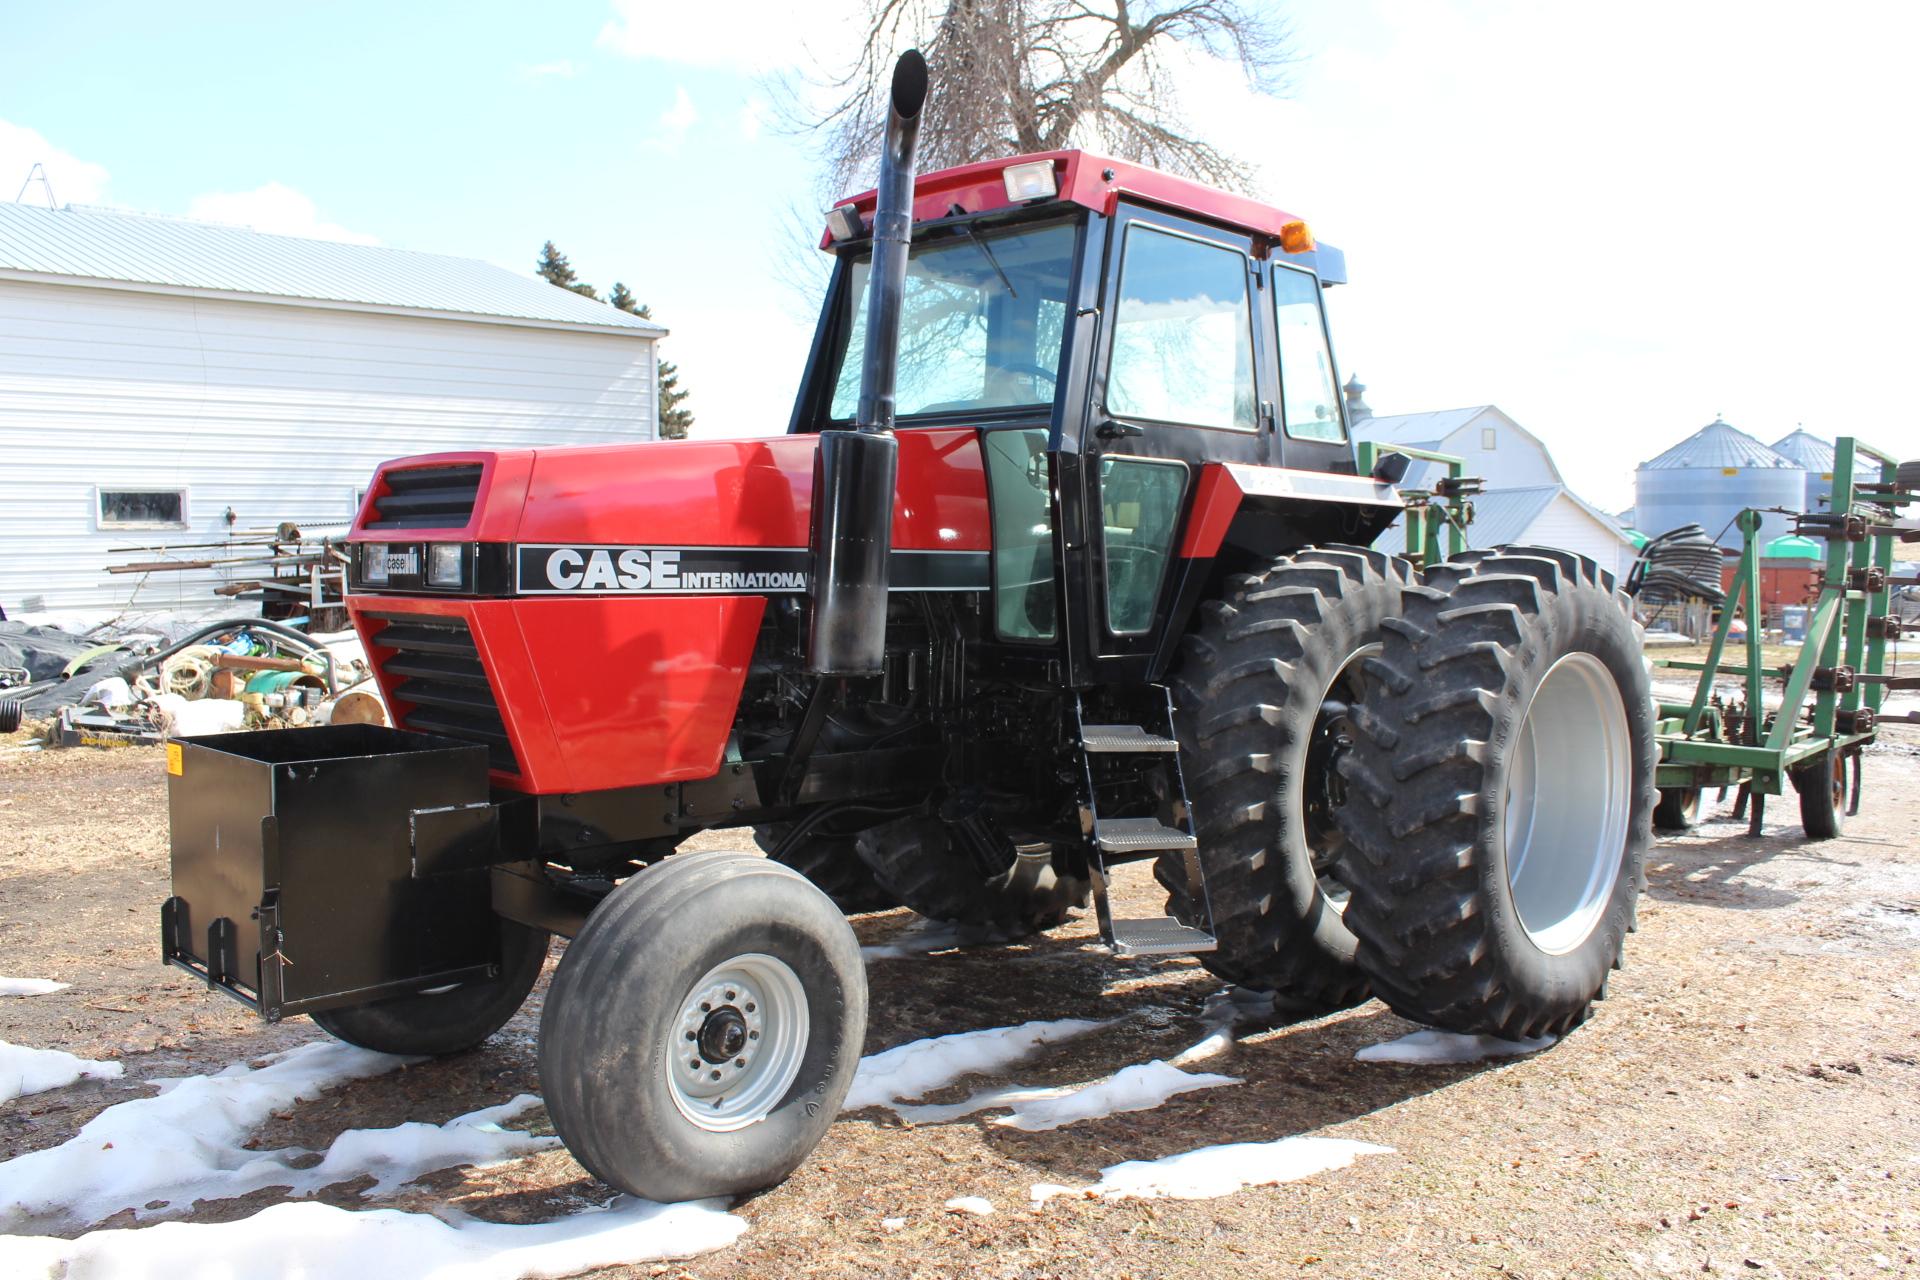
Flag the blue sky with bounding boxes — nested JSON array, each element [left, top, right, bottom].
[[5, 1, 1916, 511]]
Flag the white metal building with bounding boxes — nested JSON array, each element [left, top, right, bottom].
[[1343, 379, 1637, 579], [0, 201, 664, 616]]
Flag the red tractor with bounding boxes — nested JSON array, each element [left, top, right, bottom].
[[161, 54, 1655, 1203]]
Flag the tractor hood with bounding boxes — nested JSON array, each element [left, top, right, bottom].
[[348, 428, 990, 569]]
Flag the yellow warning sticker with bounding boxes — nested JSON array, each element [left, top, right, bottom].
[[166, 743, 183, 776]]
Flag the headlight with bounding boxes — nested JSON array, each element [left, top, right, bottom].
[[427, 543, 465, 588], [363, 543, 389, 584]]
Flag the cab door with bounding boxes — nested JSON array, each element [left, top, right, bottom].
[[1069, 205, 1276, 682]]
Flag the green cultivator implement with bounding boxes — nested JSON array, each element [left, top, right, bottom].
[[1650, 436, 1917, 838]]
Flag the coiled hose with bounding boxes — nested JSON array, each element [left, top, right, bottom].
[[1627, 524, 1728, 605]]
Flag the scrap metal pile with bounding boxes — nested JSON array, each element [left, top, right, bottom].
[[106, 521, 349, 630], [0, 618, 381, 749]]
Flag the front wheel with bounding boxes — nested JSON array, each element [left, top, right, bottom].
[[1334, 547, 1657, 1041], [538, 851, 866, 1203]]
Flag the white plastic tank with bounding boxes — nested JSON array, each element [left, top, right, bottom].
[[1635, 419, 1804, 550]]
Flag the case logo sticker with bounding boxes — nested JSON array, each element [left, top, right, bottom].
[[514, 545, 810, 595]]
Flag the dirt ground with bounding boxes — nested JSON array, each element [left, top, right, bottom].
[[2, 732, 1917, 1279]]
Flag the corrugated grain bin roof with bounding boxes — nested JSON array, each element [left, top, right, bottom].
[[1769, 429, 1876, 476], [1639, 418, 1796, 471], [0, 202, 664, 335]]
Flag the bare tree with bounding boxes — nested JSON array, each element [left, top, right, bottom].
[[785, 0, 1292, 199]]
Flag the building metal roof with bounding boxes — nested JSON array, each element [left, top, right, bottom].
[[1350, 405, 1490, 447], [1639, 418, 1795, 471], [1461, 484, 1563, 547], [0, 201, 665, 336]]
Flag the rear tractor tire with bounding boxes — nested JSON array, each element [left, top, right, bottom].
[[855, 814, 1086, 937], [311, 918, 551, 1056], [1333, 547, 1657, 1042], [1160, 544, 1413, 1013], [539, 850, 866, 1203], [753, 825, 897, 914]]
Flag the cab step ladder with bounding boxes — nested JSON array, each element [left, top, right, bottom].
[[1074, 688, 1217, 956]]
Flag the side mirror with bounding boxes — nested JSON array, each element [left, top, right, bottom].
[[1371, 451, 1412, 485]]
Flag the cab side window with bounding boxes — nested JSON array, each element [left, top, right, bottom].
[[1273, 266, 1344, 442], [1106, 225, 1257, 431]]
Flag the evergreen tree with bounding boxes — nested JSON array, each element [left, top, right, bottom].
[[536, 241, 599, 299], [609, 281, 694, 439]]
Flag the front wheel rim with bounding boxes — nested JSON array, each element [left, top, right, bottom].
[[1503, 652, 1632, 955], [667, 953, 809, 1132]]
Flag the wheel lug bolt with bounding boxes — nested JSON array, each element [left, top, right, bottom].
[[745, 1002, 756, 1013], [725, 990, 736, 1000], [689, 1058, 699, 1069], [735, 1057, 747, 1067], [685, 1030, 696, 1041], [710, 1070, 722, 1081], [749, 1030, 759, 1040], [700, 1002, 711, 1012]]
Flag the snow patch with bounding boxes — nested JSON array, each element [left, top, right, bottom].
[[0, 1042, 123, 1104], [860, 915, 1026, 960], [0, 1043, 121, 1105], [944, 1196, 995, 1216], [0, 979, 69, 998], [293, 1094, 559, 1197], [843, 1018, 1102, 1112], [1355, 1027, 1555, 1065], [880, 1215, 907, 1231], [0, 1195, 744, 1279], [893, 1059, 1239, 1131], [1030, 1136, 1394, 1202], [0, 1039, 412, 1224]]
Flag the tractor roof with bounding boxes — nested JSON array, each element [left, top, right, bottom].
[[828, 150, 1342, 280]]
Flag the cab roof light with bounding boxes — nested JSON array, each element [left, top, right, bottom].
[[1279, 219, 1315, 254], [1002, 160, 1057, 203], [825, 205, 865, 243]]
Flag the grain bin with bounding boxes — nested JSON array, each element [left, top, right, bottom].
[[1635, 418, 1804, 550], [1770, 428, 1876, 513]]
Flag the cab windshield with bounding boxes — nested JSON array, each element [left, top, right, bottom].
[[829, 218, 1079, 421]]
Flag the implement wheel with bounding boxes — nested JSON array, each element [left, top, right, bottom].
[[1653, 787, 1702, 832], [312, 919, 550, 1056], [753, 825, 896, 914], [1159, 544, 1413, 1012], [539, 850, 865, 1202], [1792, 753, 1846, 840], [1334, 547, 1657, 1041]]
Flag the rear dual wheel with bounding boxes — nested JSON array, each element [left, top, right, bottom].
[[1334, 548, 1657, 1041], [1160, 545, 1413, 1012]]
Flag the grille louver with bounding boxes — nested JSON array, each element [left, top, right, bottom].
[[369, 613, 517, 773], [367, 464, 483, 530]]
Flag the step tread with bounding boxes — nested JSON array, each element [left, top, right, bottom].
[[1082, 724, 1179, 754], [1094, 817, 1197, 853], [1110, 916, 1218, 956]]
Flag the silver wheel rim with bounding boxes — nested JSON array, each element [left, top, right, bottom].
[[667, 953, 809, 1132], [1503, 652, 1631, 955]]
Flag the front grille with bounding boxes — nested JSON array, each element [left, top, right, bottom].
[[368, 613, 517, 773], [367, 464, 482, 530]]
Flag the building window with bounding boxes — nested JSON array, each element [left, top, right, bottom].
[[97, 488, 189, 530], [1481, 427, 1498, 450]]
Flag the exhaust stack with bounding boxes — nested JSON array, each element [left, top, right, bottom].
[[806, 49, 927, 676]]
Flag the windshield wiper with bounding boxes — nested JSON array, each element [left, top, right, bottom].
[[959, 225, 1017, 299]]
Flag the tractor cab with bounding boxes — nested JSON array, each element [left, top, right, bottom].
[[788, 150, 1390, 686]]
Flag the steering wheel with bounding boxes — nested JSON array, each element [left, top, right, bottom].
[[996, 361, 1057, 387]]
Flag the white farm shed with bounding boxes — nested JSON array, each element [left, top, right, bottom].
[[0, 201, 664, 617], [1342, 380, 1637, 579]]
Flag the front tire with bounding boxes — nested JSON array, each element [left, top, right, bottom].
[[538, 851, 865, 1202], [311, 918, 550, 1056], [1334, 547, 1657, 1041], [1160, 545, 1412, 1011]]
